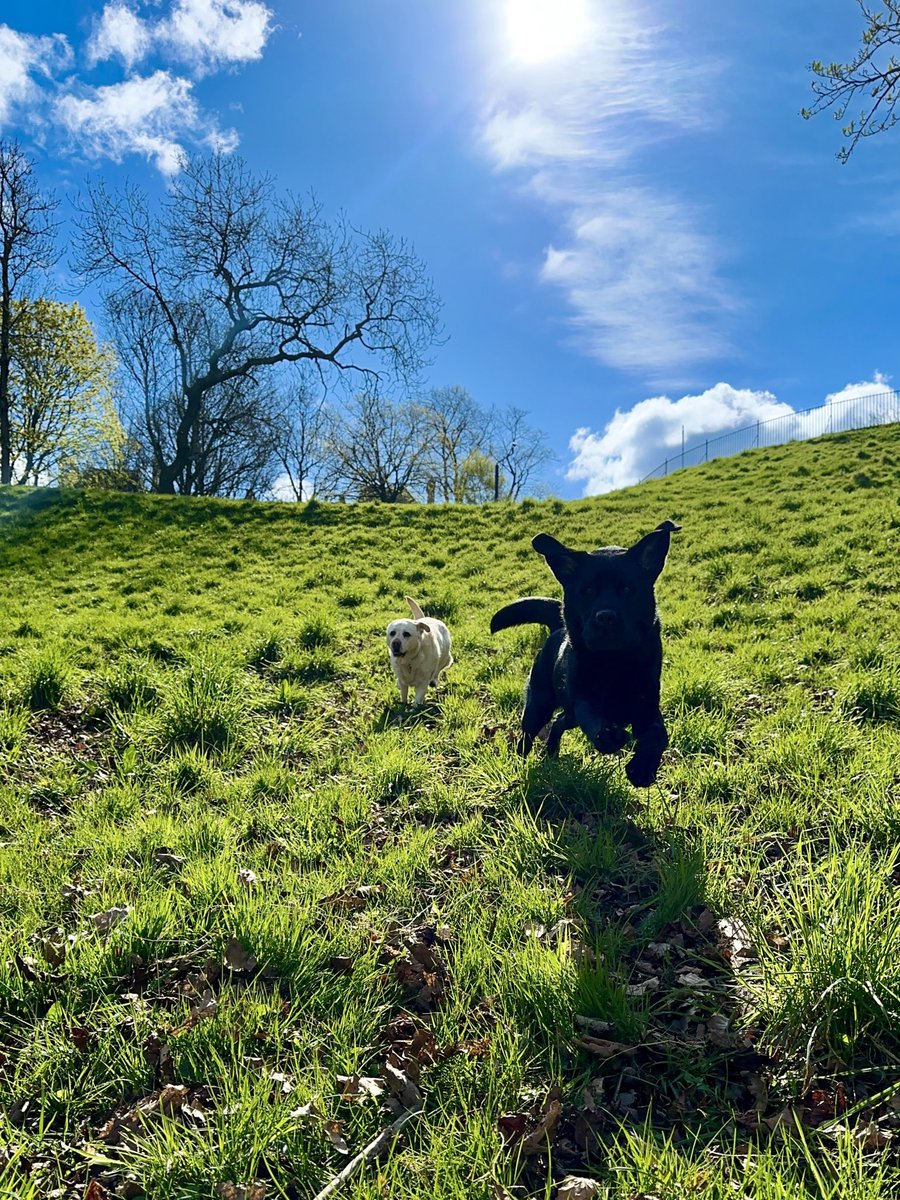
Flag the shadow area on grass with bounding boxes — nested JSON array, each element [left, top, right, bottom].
[[372, 698, 447, 733], [514, 751, 775, 1180]]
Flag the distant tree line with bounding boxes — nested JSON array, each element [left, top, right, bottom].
[[0, 140, 554, 503]]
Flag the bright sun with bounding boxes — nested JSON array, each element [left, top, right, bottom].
[[505, 0, 591, 64]]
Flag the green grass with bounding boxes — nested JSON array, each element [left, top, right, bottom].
[[1, 423, 900, 1198]]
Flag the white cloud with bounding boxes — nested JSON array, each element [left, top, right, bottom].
[[87, 0, 273, 76], [480, 1, 729, 381], [161, 0, 273, 74], [87, 4, 151, 70], [0, 25, 71, 128], [481, 107, 589, 169], [566, 376, 896, 495], [540, 187, 734, 375], [54, 71, 237, 175]]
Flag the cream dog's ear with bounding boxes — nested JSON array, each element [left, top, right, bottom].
[[416, 621, 430, 635]]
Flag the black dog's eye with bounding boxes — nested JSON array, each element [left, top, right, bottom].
[[403, 631, 411, 638]]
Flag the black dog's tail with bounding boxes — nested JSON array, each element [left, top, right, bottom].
[[490, 597, 563, 635]]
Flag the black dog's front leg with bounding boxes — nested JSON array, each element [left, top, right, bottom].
[[545, 709, 576, 756], [626, 711, 668, 788], [572, 696, 628, 757]]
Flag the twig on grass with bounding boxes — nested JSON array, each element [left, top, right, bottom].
[[312, 1103, 424, 1200]]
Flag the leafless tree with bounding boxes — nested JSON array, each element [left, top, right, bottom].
[[804, 1, 900, 160], [0, 141, 58, 485], [419, 384, 491, 502], [106, 287, 280, 496], [271, 372, 333, 500], [324, 390, 429, 502], [74, 152, 441, 495], [490, 405, 555, 500]]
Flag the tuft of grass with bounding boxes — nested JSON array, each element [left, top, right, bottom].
[[18, 645, 73, 710], [751, 839, 900, 1064], [0, 702, 28, 754], [838, 666, 900, 724], [158, 648, 254, 754], [99, 652, 160, 712]]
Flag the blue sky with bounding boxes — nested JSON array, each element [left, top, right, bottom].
[[0, 0, 896, 497]]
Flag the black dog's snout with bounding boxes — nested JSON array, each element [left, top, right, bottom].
[[591, 609, 619, 628]]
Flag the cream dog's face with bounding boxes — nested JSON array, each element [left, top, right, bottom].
[[386, 618, 428, 660]]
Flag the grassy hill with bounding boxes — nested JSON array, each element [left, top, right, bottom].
[[1, 424, 899, 1199]]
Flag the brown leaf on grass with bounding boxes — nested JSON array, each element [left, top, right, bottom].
[[498, 1091, 563, 1157], [706, 1013, 735, 1049], [576, 1037, 637, 1059], [147, 1084, 189, 1117], [556, 1177, 603, 1200], [497, 1112, 528, 1144], [69, 1025, 96, 1051], [216, 1184, 268, 1200], [269, 1071, 294, 1096], [289, 1100, 322, 1120], [338, 1074, 384, 1102], [521, 1097, 562, 1155], [153, 849, 186, 871], [224, 937, 257, 973], [625, 976, 659, 996], [717, 916, 756, 966], [383, 1060, 422, 1108], [320, 883, 383, 910], [35, 932, 66, 967], [384, 926, 450, 1011], [85, 1180, 110, 1200], [676, 970, 710, 990], [90, 906, 130, 935], [324, 1118, 350, 1154], [97, 1085, 190, 1144], [574, 1015, 612, 1037]]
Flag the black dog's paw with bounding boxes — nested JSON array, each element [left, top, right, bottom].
[[593, 722, 628, 755], [515, 731, 534, 757], [625, 752, 660, 789]]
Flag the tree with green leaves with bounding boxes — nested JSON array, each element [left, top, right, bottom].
[[0, 141, 58, 485], [804, 2, 900, 160], [8, 298, 125, 487], [75, 152, 442, 496]]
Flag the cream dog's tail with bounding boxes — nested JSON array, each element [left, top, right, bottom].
[[405, 596, 425, 620]]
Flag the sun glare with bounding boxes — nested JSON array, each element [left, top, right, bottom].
[[505, 0, 591, 64]]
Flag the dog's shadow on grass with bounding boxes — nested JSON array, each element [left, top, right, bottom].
[[373, 700, 445, 733], [517, 751, 769, 1171]]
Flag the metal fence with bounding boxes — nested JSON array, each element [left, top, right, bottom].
[[639, 388, 900, 483]]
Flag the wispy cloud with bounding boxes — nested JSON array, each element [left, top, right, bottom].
[[86, 4, 151, 71], [480, 1, 730, 381], [87, 0, 274, 77], [1, 0, 274, 173], [0, 25, 71, 129], [55, 71, 238, 176], [566, 374, 895, 495]]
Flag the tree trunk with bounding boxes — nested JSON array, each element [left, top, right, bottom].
[[0, 255, 11, 486]]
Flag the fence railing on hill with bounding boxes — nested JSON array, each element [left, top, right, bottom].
[[639, 388, 900, 482]]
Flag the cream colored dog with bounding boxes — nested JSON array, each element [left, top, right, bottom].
[[386, 596, 453, 706]]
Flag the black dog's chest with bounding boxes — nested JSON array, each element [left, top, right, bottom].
[[555, 642, 651, 724]]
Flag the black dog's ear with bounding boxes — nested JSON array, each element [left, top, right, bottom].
[[532, 533, 584, 582], [627, 521, 681, 579]]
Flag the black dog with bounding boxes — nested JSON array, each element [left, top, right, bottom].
[[490, 521, 680, 788]]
